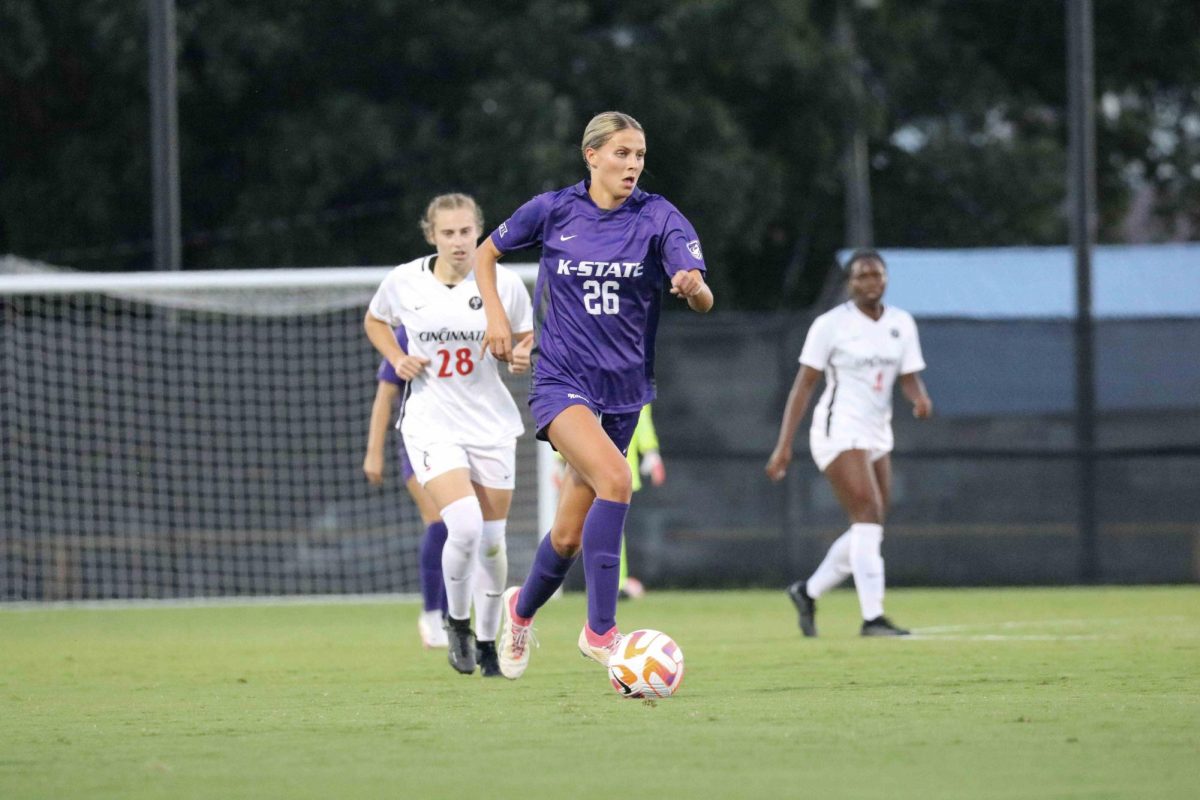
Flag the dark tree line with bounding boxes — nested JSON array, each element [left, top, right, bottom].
[[2, 0, 1197, 308]]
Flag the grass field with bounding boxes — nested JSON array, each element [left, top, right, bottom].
[[2, 586, 1197, 799]]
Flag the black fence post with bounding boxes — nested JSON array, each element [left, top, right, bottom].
[[1067, 0, 1099, 582]]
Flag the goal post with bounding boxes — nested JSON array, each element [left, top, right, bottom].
[[1, 265, 554, 602]]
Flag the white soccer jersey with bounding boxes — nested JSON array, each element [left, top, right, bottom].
[[800, 302, 926, 449], [368, 256, 533, 447]]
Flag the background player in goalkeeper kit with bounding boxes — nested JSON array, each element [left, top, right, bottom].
[[361, 324, 449, 649], [475, 111, 714, 680], [766, 249, 932, 637], [621, 403, 665, 598], [365, 193, 534, 676]]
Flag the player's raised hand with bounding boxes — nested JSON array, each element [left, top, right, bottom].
[[391, 354, 430, 381], [482, 313, 513, 363], [670, 269, 713, 312], [764, 444, 792, 483], [509, 333, 534, 374], [670, 269, 703, 299]]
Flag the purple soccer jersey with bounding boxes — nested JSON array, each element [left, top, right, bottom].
[[489, 180, 707, 414], [375, 326, 415, 482], [375, 326, 411, 386]]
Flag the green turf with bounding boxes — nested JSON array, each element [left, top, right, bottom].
[[1, 587, 1197, 799]]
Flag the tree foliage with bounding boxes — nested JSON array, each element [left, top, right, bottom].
[[1, 0, 1197, 308]]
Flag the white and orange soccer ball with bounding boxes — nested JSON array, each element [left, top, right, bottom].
[[607, 629, 685, 699]]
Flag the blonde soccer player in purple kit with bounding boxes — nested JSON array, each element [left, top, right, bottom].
[[474, 111, 714, 680]]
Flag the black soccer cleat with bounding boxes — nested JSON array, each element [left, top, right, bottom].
[[445, 617, 477, 674], [860, 615, 910, 637], [786, 580, 817, 637], [476, 640, 502, 678]]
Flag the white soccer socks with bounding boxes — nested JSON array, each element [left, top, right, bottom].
[[473, 520, 508, 642], [440, 496, 484, 622], [806, 529, 853, 598], [849, 522, 886, 621]]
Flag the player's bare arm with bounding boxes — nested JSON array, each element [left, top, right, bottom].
[[670, 269, 714, 313], [899, 372, 933, 419], [766, 365, 823, 482], [475, 237, 513, 362], [364, 313, 429, 380], [362, 381, 399, 485]]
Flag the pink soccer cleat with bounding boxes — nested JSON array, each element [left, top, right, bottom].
[[578, 623, 623, 667], [497, 587, 536, 679]]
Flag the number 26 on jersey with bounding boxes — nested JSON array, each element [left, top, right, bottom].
[[582, 280, 620, 315]]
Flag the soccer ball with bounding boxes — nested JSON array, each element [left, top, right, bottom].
[[607, 629, 685, 699]]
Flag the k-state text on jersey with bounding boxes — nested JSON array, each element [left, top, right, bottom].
[[556, 259, 645, 278]]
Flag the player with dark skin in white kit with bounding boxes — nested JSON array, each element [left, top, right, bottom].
[[766, 249, 932, 637]]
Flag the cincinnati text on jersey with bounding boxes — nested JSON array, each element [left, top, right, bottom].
[[556, 259, 645, 278], [416, 329, 486, 344], [852, 355, 900, 368]]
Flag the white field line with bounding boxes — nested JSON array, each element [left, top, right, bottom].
[[906, 633, 1107, 641], [911, 616, 1188, 634], [0, 593, 421, 612]]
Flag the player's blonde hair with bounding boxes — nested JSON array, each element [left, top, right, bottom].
[[580, 111, 645, 167], [419, 193, 484, 244]]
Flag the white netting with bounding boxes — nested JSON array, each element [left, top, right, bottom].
[[1, 267, 541, 601]]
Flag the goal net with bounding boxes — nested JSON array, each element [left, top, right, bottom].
[[1, 265, 546, 602]]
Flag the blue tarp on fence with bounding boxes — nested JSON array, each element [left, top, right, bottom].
[[854, 244, 1200, 319]]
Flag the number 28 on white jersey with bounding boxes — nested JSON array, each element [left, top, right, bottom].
[[368, 256, 533, 447]]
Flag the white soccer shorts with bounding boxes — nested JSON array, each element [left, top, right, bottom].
[[403, 436, 517, 490], [808, 431, 891, 473]]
